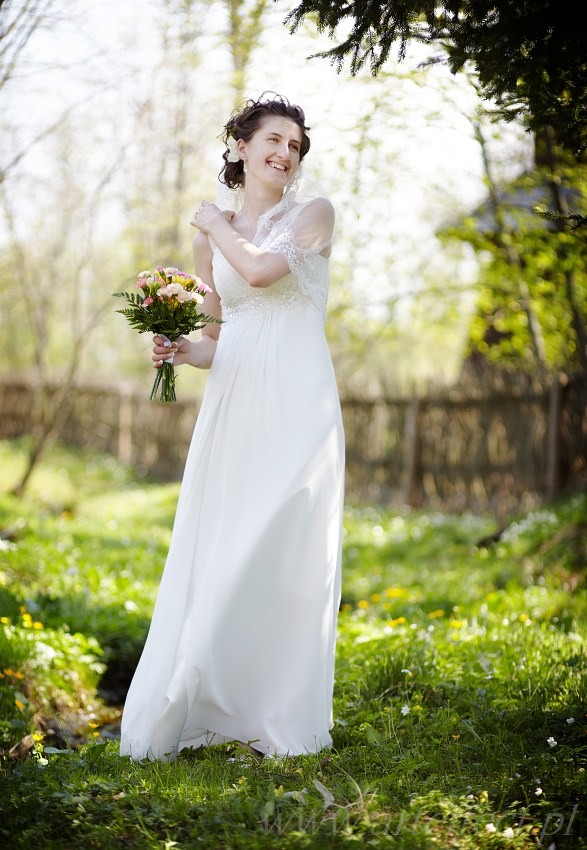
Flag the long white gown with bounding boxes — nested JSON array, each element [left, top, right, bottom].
[[119, 191, 345, 759]]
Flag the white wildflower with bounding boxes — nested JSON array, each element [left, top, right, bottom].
[[401, 704, 410, 716], [502, 827, 515, 838], [484, 823, 497, 834], [547, 737, 557, 747], [566, 717, 576, 724]]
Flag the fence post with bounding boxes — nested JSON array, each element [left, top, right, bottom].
[[118, 386, 133, 466], [402, 397, 422, 506], [545, 374, 563, 502]]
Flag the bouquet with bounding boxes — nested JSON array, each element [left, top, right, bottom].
[[114, 266, 220, 402]]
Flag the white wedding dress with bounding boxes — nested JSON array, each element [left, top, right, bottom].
[[119, 189, 344, 760]]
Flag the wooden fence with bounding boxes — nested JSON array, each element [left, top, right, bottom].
[[0, 372, 585, 517]]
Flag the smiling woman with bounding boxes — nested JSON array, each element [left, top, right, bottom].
[[119, 94, 345, 762], [220, 95, 311, 190]]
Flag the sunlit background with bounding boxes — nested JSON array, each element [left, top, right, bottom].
[[1, 0, 535, 396]]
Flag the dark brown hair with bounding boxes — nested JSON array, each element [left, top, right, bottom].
[[220, 93, 311, 189]]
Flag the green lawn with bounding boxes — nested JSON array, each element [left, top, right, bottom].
[[0, 438, 585, 849]]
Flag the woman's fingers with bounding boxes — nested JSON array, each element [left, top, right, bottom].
[[152, 336, 178, 368], [151, 337, 192, 368]]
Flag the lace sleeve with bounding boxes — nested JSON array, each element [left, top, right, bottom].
[[263, 198, 335, 317]]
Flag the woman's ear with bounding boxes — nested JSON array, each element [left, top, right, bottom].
[[237, 139, 247, 160]]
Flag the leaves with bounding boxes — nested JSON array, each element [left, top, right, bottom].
[[286, 0, 587, 152], [113, 282, 220, 341]]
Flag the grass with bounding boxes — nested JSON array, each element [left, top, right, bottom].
[[0, 437, 585, 849]]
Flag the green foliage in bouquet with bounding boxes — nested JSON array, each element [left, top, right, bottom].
[[114, 266, 221, 402]]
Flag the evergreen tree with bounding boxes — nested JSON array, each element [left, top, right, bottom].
[[284, 0, 587, 154]]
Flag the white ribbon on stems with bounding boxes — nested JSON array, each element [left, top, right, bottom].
[[160, 334, 174, 364]]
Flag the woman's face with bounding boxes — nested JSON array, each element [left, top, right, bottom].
[[239, 115, 303, 189]]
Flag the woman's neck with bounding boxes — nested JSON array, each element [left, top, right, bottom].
[[241, 181, 284, 222]]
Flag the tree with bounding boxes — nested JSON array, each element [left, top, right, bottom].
[[226, 0, 270, 102], [441, 144, 587, 373], [1, 120, 124, 495], [283, 0, 587, 154], [0, 0, 58, 92], [122, 0, 214, 266], [0, 0, 75, 183]]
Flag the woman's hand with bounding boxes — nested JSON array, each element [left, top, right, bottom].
[[190, 201, 233, 234], [152, 335, 191, 369]]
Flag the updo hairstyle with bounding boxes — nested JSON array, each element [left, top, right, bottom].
[[220, 93, 311, 189]]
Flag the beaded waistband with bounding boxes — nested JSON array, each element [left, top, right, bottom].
[[221, 292, 312, 321]]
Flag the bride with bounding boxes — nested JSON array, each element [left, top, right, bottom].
[[119, 94, 345, 760]]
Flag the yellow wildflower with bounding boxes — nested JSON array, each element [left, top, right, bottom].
[[450, 619, 464, 629], [370, 593, 381, 603], [0, 616, 9, 624], [33, 621, 43, 630], [388, 616, 407, 627], [385, 587, 407, 599], [428, 610, 445, 619], [357, 600, 369, 609], [15, 699, 25, 710]]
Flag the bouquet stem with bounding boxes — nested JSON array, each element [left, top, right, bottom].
[[150, 361, 177, 403]]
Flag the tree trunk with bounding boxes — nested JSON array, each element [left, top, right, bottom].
[[543, 126, 587, 371], [475, 121, 548, 367]]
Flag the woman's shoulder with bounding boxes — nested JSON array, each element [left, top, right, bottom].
[[288, 197, 335, 226], [295, 197, 334, 214]]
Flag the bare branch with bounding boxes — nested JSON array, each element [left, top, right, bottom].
[[0, 0, 57, 91], [1, 84, 113, 182]]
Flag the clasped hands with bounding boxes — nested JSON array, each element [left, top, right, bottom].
[[190, 200, 234, 234]]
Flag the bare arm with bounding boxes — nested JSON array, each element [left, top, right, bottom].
[[190, 203, 289, 289], [152, 232, 221, 371]]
